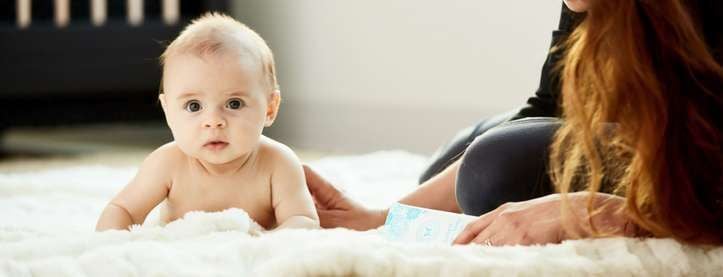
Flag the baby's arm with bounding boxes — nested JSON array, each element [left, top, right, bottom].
[[270, 145, 320, 230], [95, 146, 172, 231]]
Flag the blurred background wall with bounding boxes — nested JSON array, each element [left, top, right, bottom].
[[1, 1, 562, 158], [230, 1, 561, 154]]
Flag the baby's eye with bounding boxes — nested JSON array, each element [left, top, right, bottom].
[[226, 98, 245, 110], [184, 100, 202, 112]]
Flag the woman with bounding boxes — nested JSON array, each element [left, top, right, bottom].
[[304, 0, 722, 245]]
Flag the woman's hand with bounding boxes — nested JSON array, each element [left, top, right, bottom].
[[453, 192, 635, 246], [303, 165, 387, 231]]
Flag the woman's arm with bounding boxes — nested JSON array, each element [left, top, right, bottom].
[[397, 160, 461, 213], [304, 160, 461, 230], [453, 192, 640, 245]]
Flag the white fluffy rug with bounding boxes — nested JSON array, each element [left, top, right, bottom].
[[1, 151, 721, 276]]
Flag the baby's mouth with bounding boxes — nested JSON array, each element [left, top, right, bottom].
[[203, 140, 229, 150]]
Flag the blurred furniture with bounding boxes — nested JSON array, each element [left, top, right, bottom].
[[0, 0, 228, 133]]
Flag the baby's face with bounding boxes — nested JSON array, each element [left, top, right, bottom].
[[160, 53, 278, 164]]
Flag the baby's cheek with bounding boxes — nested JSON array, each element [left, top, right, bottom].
[[167, 120, 197, 150], [238, 131, 262, 148], [234, 125, 264, 148]]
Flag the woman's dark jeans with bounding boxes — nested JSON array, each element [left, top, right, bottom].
[[420, 114, 560, 216]]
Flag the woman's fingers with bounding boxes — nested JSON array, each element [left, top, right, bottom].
[[452, 228, 476, 245], [317, 205, 379, 230], [471, 232, 497, 246], [313, 198, 324, 210], [471, 221, 502, 245], [303, 165, 382, 230], [474, 223, 527, 246], [316, 209, 341, 228], [452, 209, 500, 245], [303, 165, 344, 208]]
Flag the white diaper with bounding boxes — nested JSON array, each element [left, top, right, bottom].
[[383, 202, 477, 244]]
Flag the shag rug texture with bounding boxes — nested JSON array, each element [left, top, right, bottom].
[[0, 151, 721, 276]]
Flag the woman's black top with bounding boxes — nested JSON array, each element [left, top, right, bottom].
[[510, 4, 583, 120]]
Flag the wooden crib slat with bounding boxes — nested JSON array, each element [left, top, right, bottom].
[[91, 0, 107, 26], [17, 0, 31, 29], [127, 0, 143, 26], [54, 0, 69, 27], [162, 0, 179, 25]]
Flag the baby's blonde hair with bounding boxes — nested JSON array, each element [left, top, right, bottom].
[[160, 12, 279, 93]]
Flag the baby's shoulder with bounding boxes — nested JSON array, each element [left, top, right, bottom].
[[143, 142, 187, 171], [130, 142, 186, 185], [256, 136, 301, 170]]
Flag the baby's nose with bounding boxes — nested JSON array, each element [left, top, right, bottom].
[[205, 121, 226, 128], [204, 116, 227, 128]]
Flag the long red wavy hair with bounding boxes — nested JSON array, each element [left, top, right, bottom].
[[551, 0, 722, 244]]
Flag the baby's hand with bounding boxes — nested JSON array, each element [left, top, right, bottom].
[[95, 144, 174, 231], [268, 143, 320, 231], [96, 202, 135, 231], [274, 215, 320, 230]]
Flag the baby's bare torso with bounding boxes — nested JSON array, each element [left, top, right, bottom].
[[160, 151, 276, 229]]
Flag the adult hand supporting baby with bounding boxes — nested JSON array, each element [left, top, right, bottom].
[[453, 192, 636, 246], [303, 165, 387, 231]]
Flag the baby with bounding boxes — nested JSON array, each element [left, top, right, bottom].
[[96, 13, 319, 231]]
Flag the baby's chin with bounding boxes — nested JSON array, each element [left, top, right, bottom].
[[177, 147, 242, 165], [176, 141, 257, 166], [196, 152, 243, 165]]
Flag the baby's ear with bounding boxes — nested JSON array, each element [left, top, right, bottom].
[[264, 90, 281, 127], [158, 94, 168, 113]]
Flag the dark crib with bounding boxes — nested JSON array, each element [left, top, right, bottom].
[[0, 0, 228, 133]]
